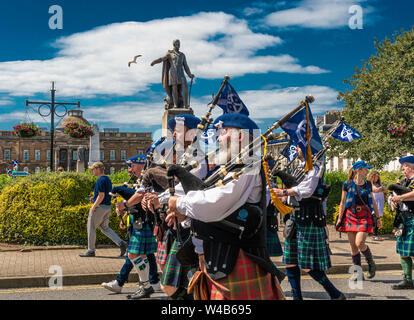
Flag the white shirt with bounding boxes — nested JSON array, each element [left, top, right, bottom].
[[291, 164, 320, 201], [176, 172, 262, 223]]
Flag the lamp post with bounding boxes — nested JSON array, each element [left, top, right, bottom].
[[26, 82, 80, 171]]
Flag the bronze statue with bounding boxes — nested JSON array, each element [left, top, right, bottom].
[[151, 39, 194, 109]]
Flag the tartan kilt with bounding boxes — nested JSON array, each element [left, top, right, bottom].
[[283, 218, 331, 271], [396, 215, 414, 257], [337, 205, 374, 233], [266, 230, 283, 257], [161, 239, 194, 288], [127, 223, 157, 256], [156, 229, 174, 266], [200, 249, 285, 300]]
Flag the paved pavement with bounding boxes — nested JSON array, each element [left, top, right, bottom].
[[0, 225, 403, 289]]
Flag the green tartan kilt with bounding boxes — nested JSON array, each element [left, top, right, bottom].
[[266, 229, 283, 257], [161, 238, 195, 288], [396, 215, 414, 257], [127, 223, 157, 256], [283, 217, 331, 271]]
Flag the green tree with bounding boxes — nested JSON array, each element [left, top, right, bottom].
[[328, 28, 414, 168]]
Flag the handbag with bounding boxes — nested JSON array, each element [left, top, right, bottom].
[[334, 214, 343, 231], [283, 217, 296, 239], [356, 184, 377, 228]]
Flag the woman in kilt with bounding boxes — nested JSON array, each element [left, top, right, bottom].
[[389, 156, 414, 289], [274, 147, 345, 300], [336, 161, 382, 279]]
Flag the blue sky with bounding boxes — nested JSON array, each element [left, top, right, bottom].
[[0, 0, 413, 139]]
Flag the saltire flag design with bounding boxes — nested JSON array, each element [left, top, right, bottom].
[[282, 140, 298, 162], [331, 122, 362, 142], [216, 83, 249, 116], [12, 159, 18, 171], [280, 104, 323, 171], [145, 137, 166, 155]]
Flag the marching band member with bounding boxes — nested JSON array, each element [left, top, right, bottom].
[[389, 155, 414, 290], [112, 155, 158, 300], [101, 156, 160, 296], [144, 114, 209, 300], [164, 113, 285, 300], [274, 146, 345, 300]]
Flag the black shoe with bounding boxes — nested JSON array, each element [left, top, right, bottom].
[[119, 241, 127, 257], [331, 293, 346, 300], [366, 257, 376, 279], [79, 250, 95, 257], [391, 278, 414, 290], [127, 286, 154, 300]]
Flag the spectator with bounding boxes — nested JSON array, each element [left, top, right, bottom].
[[368, 170, 386, 240], [79, 162, 127, 257]]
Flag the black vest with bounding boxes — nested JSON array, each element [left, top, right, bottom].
[[295, 178, 326, 227], [191, 168, 277, 280]]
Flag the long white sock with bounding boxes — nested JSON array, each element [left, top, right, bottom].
[[131, 256, 150, 288]]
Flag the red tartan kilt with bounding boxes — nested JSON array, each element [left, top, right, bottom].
[[204, 250, 285, 300], [338, 205, 374, 233]]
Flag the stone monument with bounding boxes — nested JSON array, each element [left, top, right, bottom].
[[88, 123, 100, 166], [151, 39, 195, 137]]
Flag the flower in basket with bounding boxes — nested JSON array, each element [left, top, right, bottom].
[[12, 122, 41, 138], [387, 123, 409, 138], [64, 122, 94, 138]]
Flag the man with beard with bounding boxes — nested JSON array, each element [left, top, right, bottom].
[[143, 114, 208, 300], [162, 113, 285, 300]]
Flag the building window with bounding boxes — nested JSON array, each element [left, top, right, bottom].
[[23, 150, 29, 161], [110, 167, 115, 174], [110, 150, 116, 161], [100, 150, 104, 161], [73, 150, 78, 161], [46, 150, 51, 161], [121, 150, 126, 161], [23, 167, 29, 173], [35, 150, 40, 161], [35, 167, 40, 173], [137, 149, 144, 155], [4, 149, 10, 161]]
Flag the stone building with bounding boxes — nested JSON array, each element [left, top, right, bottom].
[[0, 109, 152, 174]]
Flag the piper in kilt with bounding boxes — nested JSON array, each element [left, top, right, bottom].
[[389, 155, 414, 290], [114, 155, 159, 300], [101, 156, 160, 297], [266, 203, 283, 257], [274, 146, 345, 300], [144, 114, 208, 300], [336, 161, 382, 280], [163, 114, 285, 300]]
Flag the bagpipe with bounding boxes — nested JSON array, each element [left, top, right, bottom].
[[271, 117, 345, 191], [164, 95, 318, 242], [388, 177, 414, 212]]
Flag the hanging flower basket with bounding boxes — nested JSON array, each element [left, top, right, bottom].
[[64, 122, 94, 138], [387, 123, 409, 138], [11, 122, 41, 138]]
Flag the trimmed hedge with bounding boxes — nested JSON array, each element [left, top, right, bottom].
[[0, 171, 126, 245]]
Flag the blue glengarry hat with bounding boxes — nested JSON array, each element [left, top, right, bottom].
[[399, 155, 414, 164], [352, 160, 372, 170], [167, 114, 201, 131], [213, 113, 259, 133], [125, 154, 146, 167]]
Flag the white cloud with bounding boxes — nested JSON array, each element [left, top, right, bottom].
[[264, 0, 372, 29], [0, 12, 328, 98]]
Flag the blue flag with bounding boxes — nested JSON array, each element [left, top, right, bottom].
[[145, 137, 166, 155], [282, 140, 298, 162], [280, 106, 323, 165], [216, 83, 249, 116], [331, 122, 362, 142], [12, 159, 18, 171]]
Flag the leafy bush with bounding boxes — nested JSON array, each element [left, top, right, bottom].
[[0, 174, 12, 192], [324, 171, 348, 223], [0, 171, 126, 245]]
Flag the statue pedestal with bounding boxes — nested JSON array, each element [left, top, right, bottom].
[[162, 107, 194, 137]]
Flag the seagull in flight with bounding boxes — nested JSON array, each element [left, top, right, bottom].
[[128, 55, 142, 67]]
